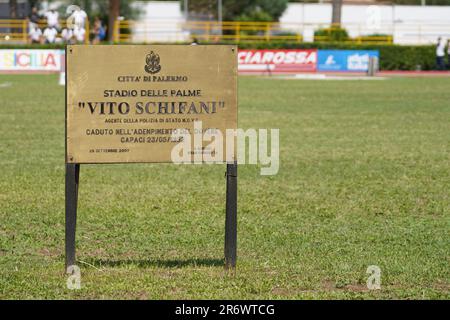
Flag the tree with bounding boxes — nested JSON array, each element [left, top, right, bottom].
[[331, 0, 342, 26], [108, 0, 120, 41], [187, 0, 288, 22]]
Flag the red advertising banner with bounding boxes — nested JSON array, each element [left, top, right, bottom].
[[238, 49, 317, 73]]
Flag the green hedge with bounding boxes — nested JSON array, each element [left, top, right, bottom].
[[0, 44, 66, 50], [0, 42, 436, 70], [314, 27, 349, 42]]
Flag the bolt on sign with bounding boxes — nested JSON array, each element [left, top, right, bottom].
[[66, 45, 237, 163]]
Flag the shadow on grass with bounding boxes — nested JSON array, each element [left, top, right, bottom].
[[86, 258, 224, 269]]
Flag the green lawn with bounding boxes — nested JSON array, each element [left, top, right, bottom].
[[0, 74, 449, 299]]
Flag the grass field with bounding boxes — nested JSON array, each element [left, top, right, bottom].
[[0, 74, 449, 299]]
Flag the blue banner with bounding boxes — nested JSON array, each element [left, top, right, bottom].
[[317, 50, 379, 72]]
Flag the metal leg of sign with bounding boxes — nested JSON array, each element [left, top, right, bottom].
[[224, 162, 237, 270], [65, 163, 80, 272]]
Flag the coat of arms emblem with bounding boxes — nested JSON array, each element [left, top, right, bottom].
[[145, 51, 161, 74]]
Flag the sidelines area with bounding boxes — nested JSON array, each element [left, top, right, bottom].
[[1, 48, 376, 74], [249, 71, 450, 80], [1, 48, 450, 78], [273, 74, 387, 81]]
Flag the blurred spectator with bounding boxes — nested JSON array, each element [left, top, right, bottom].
[[436, 37, 446, 70], [29, 7, 40, 25], [44, 8, 59, 29], [61, 27, 74, 44], [73, 26, 86, 43], [92, 17, 106, 44], [43, 26, 58, 44], [447, 40, 450, 70], [28, 24, 42, 44], [71, 8, 88, 29], [27, 6, 41, 35]]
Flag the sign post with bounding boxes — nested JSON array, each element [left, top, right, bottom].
[[224, 162, 237, 269], [65, 163, 79, 268], [65, 45, 238, 271]]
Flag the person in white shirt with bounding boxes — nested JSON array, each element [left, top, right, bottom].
[[44, 9, 59, 29], [61, 28, 74, 44], [29, 25, 42, 44], [436, 37, 446, 70], [71, 9, 88, 29], [73, 26, 86, 43], [43, 27, 58, 44]]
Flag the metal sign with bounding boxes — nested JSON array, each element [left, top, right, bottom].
[[66, 45, 237, 163], [64, 45, 239, 271]]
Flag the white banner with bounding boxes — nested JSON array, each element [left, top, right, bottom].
[[0, 49, 63, 71]]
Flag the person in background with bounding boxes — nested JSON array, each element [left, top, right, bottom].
[[91, 17, 106, 44], [61, 27, 74, 44], [28, 24, 42, 44], [436, 37, 446, 70], [44, 7, 59, 30], [28, 6, 41, 40], [43, 26, 58, 44], [73, 26, 86, 44], [447, 39, 450, 70], [99, 24, 107, 42], [29, 6, 40, 26], [71, 7, 88, 29]]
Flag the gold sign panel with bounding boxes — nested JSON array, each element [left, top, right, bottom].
[[66, 45, 237, 163]]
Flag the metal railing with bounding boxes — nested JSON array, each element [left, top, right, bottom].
[[0, 19, 28, 42], [4, 18, 449, 45], [114, 20, 394, 44]]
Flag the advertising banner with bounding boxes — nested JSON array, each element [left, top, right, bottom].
[[317, 50, 379, 72], [0, 49, 63, 72], [238, 49, 317, 73]]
